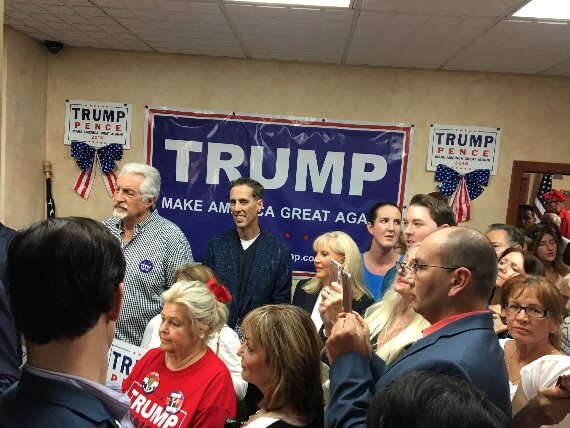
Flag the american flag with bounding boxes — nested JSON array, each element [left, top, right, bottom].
[[533, 174, 552, 220], [450, 176, 470, 223], [46, 175, 56, 219]]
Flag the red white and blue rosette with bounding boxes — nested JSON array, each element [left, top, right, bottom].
[[71, 141, 123, 200], [435, 164, 490, 223]]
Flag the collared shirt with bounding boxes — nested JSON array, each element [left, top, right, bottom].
[[26, 364, 133, 427], [422, 310, 490, 337], [104, 210, 193, 345]]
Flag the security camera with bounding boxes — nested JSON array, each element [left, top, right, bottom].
[[44, 40, 63, 54]]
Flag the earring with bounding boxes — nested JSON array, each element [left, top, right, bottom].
[[200, 333, 205, 340]]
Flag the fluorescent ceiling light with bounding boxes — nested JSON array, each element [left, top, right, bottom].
[[513, 0, 570, 20], [228, 0, 351, 7]]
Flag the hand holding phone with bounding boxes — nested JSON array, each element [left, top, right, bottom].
[[556, 374, 570, 390]]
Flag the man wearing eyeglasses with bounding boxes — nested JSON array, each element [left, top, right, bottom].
[[326, 227, 511, 426], [104, 163, 193, 346]]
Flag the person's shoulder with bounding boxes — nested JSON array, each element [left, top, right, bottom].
[[137, 347, 165, 368], [200, 349, 234, 381], [260, 229, 290, 251], [153, 212, 185, 234], [102, 217, 120, 230], [208, 229, 237, 244], [0, 376, 117, 427]]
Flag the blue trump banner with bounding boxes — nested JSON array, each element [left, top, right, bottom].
[[145, 108, 413, 275]]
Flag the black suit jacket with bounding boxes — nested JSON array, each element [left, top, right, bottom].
[[203, 228, 292, 328], [0, 222, 15, 285]]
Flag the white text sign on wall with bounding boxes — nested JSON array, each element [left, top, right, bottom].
[[427, 124, 500, 175], [64, 100, 132, 148]]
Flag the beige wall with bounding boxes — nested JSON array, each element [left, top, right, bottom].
[[1, 27, 47, 228], [3, 28, 570, 234]]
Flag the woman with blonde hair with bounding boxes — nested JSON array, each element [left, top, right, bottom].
[[364, 243, 429, 364], [292, 231, 373, 336], [237, 305, 323, 427], [141, 264, 247, 400], [123, 280, 235, 426]]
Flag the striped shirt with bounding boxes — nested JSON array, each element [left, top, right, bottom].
[[104, 210, 193, 345]]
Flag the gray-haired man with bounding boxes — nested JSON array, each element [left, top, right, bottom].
[[104, 163, 193, 346]]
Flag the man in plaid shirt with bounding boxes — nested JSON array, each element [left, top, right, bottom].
[[104, 163, 193, 346]]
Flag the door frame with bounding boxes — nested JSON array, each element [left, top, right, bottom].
[[506, 161, 570, 225]]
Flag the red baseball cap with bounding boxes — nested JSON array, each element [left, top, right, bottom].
[[543, 189, 567, 202]]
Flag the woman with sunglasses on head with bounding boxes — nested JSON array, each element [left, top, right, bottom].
[[527, 224, 570, 287], [499, 275, 566, 401], [363, 243, 429, 364], [293, 231, 373, 339], [488, 248, 545, 336]]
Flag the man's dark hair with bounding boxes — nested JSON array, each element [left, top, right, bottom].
[[441, 227, 498, 299], [486, 223, 525, 248], [7, 217, 125, 344], [409, 194, 456, 227], [230, 177, 264, 200], [366, 371, 508, 428], [518, 204, 534, 212]]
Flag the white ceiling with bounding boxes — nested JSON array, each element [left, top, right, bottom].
[[4, 0, 570, 77]]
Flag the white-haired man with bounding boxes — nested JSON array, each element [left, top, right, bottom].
[[104, 163, 193, 346]]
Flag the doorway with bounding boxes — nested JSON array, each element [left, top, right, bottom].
[[506, 161, 570, 225]]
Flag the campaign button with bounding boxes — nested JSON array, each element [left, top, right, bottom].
[[139, 259, 153, 273]]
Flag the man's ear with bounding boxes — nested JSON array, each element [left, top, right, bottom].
[[144, 197, 155, 209], [448, 268, 472, 298], [437, 224, 450, 230], [108, 282, 124, 322], [257, 198, 264, 213]]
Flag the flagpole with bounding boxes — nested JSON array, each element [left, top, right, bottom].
[[43, 161, 56, 219]]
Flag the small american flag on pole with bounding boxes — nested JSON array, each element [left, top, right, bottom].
[[44, 161, 56, 219], [533, 174, 552, 220], [450, 176, 471, 223]]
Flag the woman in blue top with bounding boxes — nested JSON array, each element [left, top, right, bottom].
[[362, 202, 404, 301]]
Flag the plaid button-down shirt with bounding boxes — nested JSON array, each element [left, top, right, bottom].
[[104, 210, 193, 345]]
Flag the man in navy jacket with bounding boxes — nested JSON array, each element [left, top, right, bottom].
[[203, 177, 291, 331], [0, 218, 130, 427], [326, 227, 511, 427]]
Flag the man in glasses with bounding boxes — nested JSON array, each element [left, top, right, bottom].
[[326, 227, 511, 426]]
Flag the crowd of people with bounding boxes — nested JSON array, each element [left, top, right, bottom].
[[1, 162, 570, 427]]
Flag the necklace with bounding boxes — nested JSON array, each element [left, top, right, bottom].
[[507, 342, 558, 383], [166, 347, 206, 371], [507, 343, 521, 383]]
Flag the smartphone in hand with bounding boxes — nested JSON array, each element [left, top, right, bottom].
[[556, 374, 570, 390], [330, 259, 342, 286], [341, 270, 352, 313]]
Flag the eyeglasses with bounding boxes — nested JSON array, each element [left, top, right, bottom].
[[408, 260, 476, 273], [396, 260, 413, 275], [504, 302, 552, 319]]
